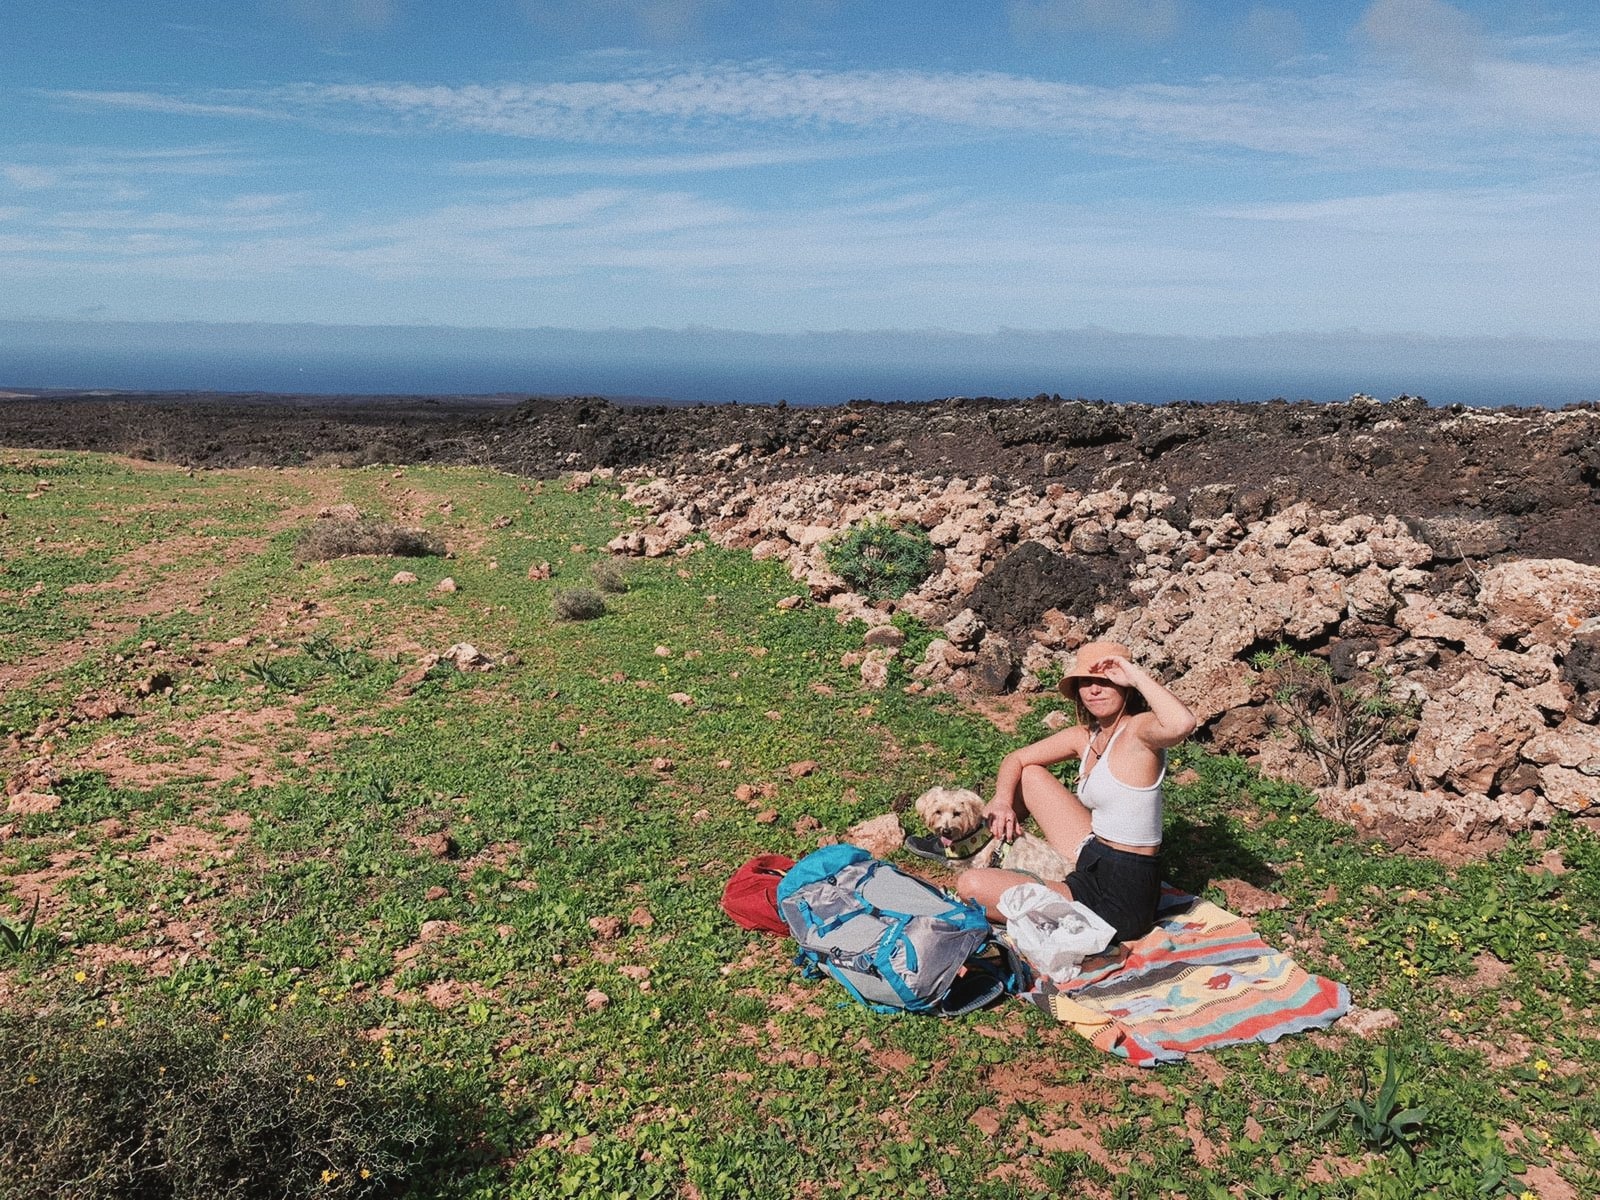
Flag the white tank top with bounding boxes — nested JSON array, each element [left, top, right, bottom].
[[1078, 725, 1165, 847]]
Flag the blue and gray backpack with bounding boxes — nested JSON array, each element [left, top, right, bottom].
[[776, 843, 1029, 1016]]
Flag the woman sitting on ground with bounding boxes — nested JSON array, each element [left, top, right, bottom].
[[957, 641, 1197, 943]]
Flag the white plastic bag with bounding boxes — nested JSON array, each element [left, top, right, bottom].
[[998, 883, 1115, 983]]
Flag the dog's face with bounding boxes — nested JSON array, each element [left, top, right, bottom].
[[914, 786, 985, 843]]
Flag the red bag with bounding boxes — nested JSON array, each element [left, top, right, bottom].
[[720, 854, 796, 934]]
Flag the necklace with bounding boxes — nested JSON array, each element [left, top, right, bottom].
[[1086, 712, 1123, 766]]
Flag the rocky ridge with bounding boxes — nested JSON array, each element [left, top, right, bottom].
[[6, 390, 1599, 854], [605, 457, 1600, 857]]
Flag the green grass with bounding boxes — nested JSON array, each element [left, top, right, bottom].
[[1, 450, 1596, 1199]]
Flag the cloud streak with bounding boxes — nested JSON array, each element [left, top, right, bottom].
[[44, 49, 1598, 172]]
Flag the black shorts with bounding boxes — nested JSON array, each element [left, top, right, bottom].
[[1066, 838, 1162, 943]]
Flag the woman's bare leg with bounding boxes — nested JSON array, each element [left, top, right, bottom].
[[956, 866, 1073, 923], [1017, 763, 1094, 858]]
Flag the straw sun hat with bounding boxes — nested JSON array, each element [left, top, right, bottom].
[[1056, 641, 1133, 696]]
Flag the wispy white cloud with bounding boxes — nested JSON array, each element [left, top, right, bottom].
[[451, 143, 872, 177], [0, 145, 258, 205], [1357, 0, 1483, 86], [46, 50, 1600, 171], [522, 0, 733, 44], [3, 165, 59, 190], [1215, 185, 1575, 232], [43, 203, 319, 234], [1007, 0, 1181, 42], [1237, 6, 1305, 63], [49, 90, 295, 122], [276, 0, 394, 37]]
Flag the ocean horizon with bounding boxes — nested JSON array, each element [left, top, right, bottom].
[[4, 319, 1597, 409]]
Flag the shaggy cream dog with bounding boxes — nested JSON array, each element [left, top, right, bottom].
[[912, 786, 1072, 881]]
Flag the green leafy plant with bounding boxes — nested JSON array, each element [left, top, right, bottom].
[[303, 634, 375, 680], [1340, 1048, 1429, 1156], [1250, 644, 1418, 788], [242, 656, 293, 691], [0, 894, 41, 956], [823, 518, 936, 601]]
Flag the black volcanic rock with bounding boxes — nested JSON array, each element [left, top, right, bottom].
[[3, 391, 1597, 565]]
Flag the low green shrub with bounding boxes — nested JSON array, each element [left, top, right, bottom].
[[823, 518, 936, 600], [552, 587, 607, 620], [294, 520, 444, 562], [0, 1008, 469, 1200]]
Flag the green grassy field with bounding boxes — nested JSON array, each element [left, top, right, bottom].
[[1, 450, 1596, 1199]]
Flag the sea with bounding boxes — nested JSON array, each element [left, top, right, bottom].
[[4, 321, 1597, 409]]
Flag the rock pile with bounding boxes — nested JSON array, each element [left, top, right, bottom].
[[608, 467, 1600, 852]]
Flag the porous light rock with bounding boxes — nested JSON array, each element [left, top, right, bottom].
[[844, 813, 906, 858], [599, 459, 1600, 845], [1478, 559, 1600, 642], [1408, 670, 1548, 796]]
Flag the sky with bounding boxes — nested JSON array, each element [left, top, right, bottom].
[[3, 0, 1599, 348]]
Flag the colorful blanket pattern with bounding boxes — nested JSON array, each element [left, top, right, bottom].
[[1026, 888, 1349, 1066]]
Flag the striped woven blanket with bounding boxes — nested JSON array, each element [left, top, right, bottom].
[[1025, 889, 1349, 1066]]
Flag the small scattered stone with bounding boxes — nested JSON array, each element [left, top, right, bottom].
[[391, 571, 418, 586], [776, 595, 804, 610], [588, 916, 623, 940], [734, 784, 756, 804], [412, 832, 457, 860], [585, 989, 610, 1011], [628, 906, 655, 929], [137, 672, 174, 697], [654, 645, 672, 657], [1214, 878, 1289, 916], [442, 643, 492, 671], [433, 577, 458, 594], [651, 757, 674, 772], [754, 809, 778, 825], [424, 885, 449, 902], [668, 692, 694, 706], [844, 813, 905, 858], [526, 561, 552, 580], [794, 815, 822, 835], [1341, 1006, 1401, 1039], [6, 792, 61, 816], [787, 760, 818, 779]]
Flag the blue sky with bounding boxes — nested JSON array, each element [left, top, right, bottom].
[[4, 0, 1599, 342]]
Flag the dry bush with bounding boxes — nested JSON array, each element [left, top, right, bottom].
[[0, 1008, 473, 1200], [552, 587, 607, 621], [295, 519, 444, 562], [590, 558, 630, 594]]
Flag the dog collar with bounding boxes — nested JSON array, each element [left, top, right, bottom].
[[943, 827, 993, 859]]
